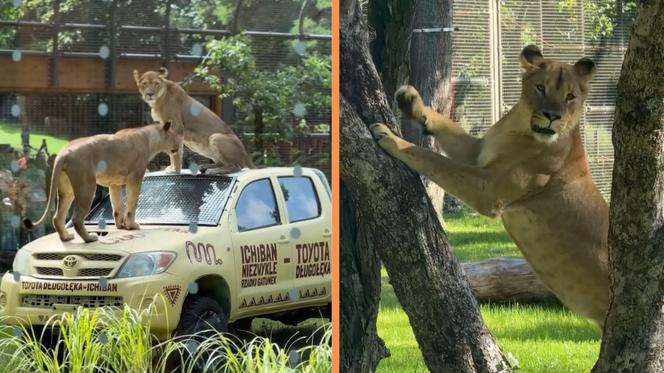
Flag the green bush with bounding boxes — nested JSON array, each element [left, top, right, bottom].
[[0, 304, 331, 373]]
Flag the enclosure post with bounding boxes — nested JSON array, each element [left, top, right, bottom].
[[162, 0, 172, 69], [50, 0, 61, 87], [107, 0, 118, 88], [489, 0, 501, 122]]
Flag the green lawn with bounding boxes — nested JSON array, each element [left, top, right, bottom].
[[376, 212, 600, 373], [0, 121, 70, 154]]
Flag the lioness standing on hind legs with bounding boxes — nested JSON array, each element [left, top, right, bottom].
[[371, 45, 610, 328], [26, 121, 181, 243], [133, 68, 254, 174]]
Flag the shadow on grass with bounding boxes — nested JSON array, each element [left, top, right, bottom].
[[243, 317, 330, 350]]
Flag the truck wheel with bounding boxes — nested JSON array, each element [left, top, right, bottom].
[[171, 296, 228, 372], [174, 296, 228, 337]]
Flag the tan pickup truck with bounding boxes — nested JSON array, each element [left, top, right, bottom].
[[0, 167, 331, 338]]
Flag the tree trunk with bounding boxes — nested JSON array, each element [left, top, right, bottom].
[[340, 1, 511, 371], [592, 2, 664, 371], [463, 257, 555, 302], [402, 0, 454, 222], [340, 181, 388, 372], [368, 1, 415, 101]]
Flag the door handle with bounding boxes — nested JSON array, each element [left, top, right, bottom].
[[322, 229, 331, 238], [278, 235, 290, 244]]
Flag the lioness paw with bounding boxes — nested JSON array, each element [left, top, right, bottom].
[[395, 85, 425, 121], [370, 123, 392, 140]]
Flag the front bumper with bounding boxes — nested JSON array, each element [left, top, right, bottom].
[[0, 272, 183, 339]]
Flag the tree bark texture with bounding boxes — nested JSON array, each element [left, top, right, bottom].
[[463, 257, 555, 302], [593, 2, 664, 372], [340, 181, 389, 372], [368, 0, 415, 102], [403, 0, 455, 220], [340, 1, 511, 371]]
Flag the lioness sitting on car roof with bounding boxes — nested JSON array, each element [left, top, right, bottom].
[[133, 68, 254, 174], [25, 121, 181, 243]]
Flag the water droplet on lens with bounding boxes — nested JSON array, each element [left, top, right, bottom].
[[191, 43, 203, 57], [10, 160, 19, 173], [188, 162, 199, 175], [12, 50, 21, 62], [97, 102, 108, 117], [292, 103, 306, 117], [12, 326, 22, 338], [293, 41, 306, 56], [12, 0, 20, 7], [11, 104, 20, 117], [190, 102, 201, 117], [99, 332, 108, 344], [290, 227, 301, 240], [288, 350, 300, 367], [98, 219, 107, 229], [9, 215, 20, 229], [288, 288, 299, 302], [99, 277, 108, 289], [13, 272, 20, 282], [188, 282, 199, 295], [96, 160, 107, 173], [293, 165, 302, 176], [189, 220, 198, 233], [99, 45, 110, 59]]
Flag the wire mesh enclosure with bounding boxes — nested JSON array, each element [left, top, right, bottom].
[[451, 0, 633, 199], [0, 0, 331, 251]]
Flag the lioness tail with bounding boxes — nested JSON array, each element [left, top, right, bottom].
[[24, 156, 63, 229]]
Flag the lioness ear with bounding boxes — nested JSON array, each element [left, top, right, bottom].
[[159, 67, 168, 79], [163, 121, 172, 132], [574, 58, 596, 81], [520, 45, 544, 71], [133, 70, 141, 85]]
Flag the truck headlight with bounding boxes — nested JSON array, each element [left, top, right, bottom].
[[116, 252, 176, 278], [12, 249, 31, 275]]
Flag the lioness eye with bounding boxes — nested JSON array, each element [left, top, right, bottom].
[[536, 84, 545, 94], [566, 93, 576, 101]]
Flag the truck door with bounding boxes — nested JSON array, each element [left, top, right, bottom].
[[275, 175, 331, 305], [229, 178, 294, 316]]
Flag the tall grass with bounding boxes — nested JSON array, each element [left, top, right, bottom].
[[0, 304, 331, 373]]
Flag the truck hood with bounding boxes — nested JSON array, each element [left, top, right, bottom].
[[20, 226, 213, 254]]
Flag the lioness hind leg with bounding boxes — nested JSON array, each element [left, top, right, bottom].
[[209, 133, 252, 169], [70, 174, 98, 243], [109, 185, 126, 229], [53, 189, 75, 242], [124, 179, 142, 230]]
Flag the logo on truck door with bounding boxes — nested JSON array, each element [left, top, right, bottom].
[[185, 241, 223, 266]]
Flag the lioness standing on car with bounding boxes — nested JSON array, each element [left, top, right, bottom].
[[26, 121, 181, 243], [134, 68, 254, 174], [371, 45, 610, 327]]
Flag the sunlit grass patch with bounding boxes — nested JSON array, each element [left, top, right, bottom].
[[377, 213, 600, 373], [0, 121, 70, 154]]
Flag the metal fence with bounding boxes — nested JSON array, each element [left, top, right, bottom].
[[0, 0, 331, 251], [451, 0, 633, 198]]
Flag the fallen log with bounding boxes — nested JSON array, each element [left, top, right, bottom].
[[462, 256, 556, 302]]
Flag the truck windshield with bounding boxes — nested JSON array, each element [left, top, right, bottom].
[[85, 175, 234, 226]]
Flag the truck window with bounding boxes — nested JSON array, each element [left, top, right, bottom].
[[278, 176, 321, 223], [236, 179, 281, 231]]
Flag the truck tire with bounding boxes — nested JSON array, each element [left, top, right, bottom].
[[174, 296, 228, 337]]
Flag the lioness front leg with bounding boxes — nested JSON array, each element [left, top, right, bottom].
[[124, 179, 142, 230], [396, 85, 481, 165], [109, 185, 126, 229], [165, 142, 183, 174], [371, 123, 503, 217]]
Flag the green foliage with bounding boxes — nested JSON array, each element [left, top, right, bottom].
[[194, 34, 331, 160], [557, 0, 637, 40], [0, 304, 332, 372]]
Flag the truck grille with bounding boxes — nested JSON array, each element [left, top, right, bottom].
[[21, 294, 123, 309], [36, 267, 64, 276], [32, 252, 124, 279], [79, 268, 113, 277], [34, 253, 123, 261]]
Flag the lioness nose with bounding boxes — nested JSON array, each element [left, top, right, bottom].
[[543, 111, 561, 122]]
